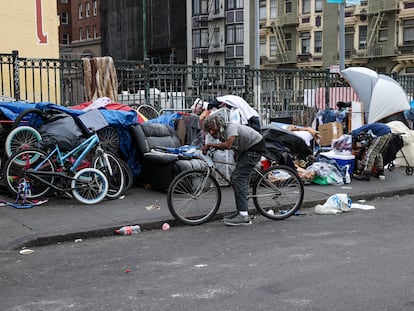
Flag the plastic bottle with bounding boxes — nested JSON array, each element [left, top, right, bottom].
[[344, 165, 351, 184], [115, 225, 141, 235]]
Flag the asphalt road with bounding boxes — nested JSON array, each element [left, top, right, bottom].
[[1, 194, 414, 311]]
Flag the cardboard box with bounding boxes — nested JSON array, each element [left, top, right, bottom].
[[319, 122, 343, 146]]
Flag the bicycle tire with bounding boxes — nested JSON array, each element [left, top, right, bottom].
[[93, 151, 125, 199], [71, 168, 108, 204], [118, 158, 134, 193], [167, 169, 221, 226], [11, 108, 46, 129], [4, 148, 56, 199], [5, 126, 42, 157], [253, 165, 304, 220]]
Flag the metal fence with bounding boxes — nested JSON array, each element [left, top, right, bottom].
[[2, 51, 414, 126]]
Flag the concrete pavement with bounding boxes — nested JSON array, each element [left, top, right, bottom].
[[1, 166, 413, 251]]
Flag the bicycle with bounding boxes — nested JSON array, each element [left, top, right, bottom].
[[167, 150, 304, 226], [3, 131, 124, 204]]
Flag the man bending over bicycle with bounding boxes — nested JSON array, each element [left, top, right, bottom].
[[201, 114, 266, 226]]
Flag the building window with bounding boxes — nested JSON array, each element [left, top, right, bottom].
[[213, 28, 220, 47], [259, 0, 266, 20], [270, 37, 277, 56], [315, 0, 323, 12], [302, 0, 310, 14], [193, 0, 208, 14], [345, 26, 354, 52], [214, 0, 220, 14], [78, 4, 83, 19], [193, 30, 201, 48], [61, 0, 68, 3], [285, 33, 292, 50], [359, 25, 367, 48], [403, 19, 414, 44], [226, 24, 243, 44], [226, 0, 243, 9], [79, 28, 83, 40], [61, 12, 68, 24], [314, 31, 322, 53], [62, 33, 70, 45], [201, 29, 208, 47], [193, 29, 208, 48], [86, 2, 90, 18], [93, 0, 97, 16], [378, 20, 388, 42], [270, 0, 277, 18], [260, 38, 266, 56], [285, 0, 292, 13], [93, 25, 98, 38], [86, 26, 90, 40], [301, 32, 310, 54]]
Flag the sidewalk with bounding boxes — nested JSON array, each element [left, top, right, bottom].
[[1, 167, 413, 251]]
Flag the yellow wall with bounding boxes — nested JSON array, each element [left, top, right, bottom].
[[0, 0, 59, 58], [0, 0, 60, 102]]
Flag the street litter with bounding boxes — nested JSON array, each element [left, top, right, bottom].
[[314, 193, 352, 215], [162, 223, 170, 231], [74, 239, 83, 243], [115, 225, 141, 235], [19, 249, 34, 255], [145, 204, 160, 211], [351, 203, 376, 210]]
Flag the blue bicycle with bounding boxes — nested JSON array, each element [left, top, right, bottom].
[[3, 131, 123, 204]]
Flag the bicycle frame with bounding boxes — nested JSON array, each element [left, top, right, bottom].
[[33, 133, 100, 173]]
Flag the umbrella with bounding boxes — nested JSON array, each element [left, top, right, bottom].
[[341, 67, 410, 123]]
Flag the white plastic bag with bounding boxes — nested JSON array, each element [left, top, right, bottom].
[[314, 193, 352, 215]]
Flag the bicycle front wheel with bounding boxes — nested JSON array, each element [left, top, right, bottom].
[[167, 169, 221, 226], [253, 165, 304, 220], [71, 168, 108, 204], [4, 148, 55, 199]]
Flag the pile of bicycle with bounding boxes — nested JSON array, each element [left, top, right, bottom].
[[0, 106, 133, 206]]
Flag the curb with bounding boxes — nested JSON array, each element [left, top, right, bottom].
[[4, 187, 414, 251]]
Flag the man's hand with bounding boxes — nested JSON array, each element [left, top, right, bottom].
[[201, 144, 209, 155]]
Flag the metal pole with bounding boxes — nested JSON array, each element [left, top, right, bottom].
[[143, 0, 147, 61], [339, 2, 345, 70]]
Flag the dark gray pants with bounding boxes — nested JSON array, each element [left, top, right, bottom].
[[230, 150, 262, 213]]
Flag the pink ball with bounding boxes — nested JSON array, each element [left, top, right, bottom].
[[162, 223, 170, 231]]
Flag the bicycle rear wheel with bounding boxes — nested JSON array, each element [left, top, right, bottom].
[[167, 169, 221, 226], [3, 148, 56, 199], [253, 165, 304, 220], [71, 168, 108, 204], [93, 152, 125, 199]]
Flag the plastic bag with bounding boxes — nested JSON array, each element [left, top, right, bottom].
[[314, 193, 352, 215], [307, 162, 344, 185]]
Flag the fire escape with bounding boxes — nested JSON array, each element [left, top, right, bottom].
[[268, 21, 289, 63], [364, 12, 384, 57]]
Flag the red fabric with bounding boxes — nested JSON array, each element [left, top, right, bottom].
[[71, 101, 134, 111]]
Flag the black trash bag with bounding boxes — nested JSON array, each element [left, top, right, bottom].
[[37, 110, 83, 152]]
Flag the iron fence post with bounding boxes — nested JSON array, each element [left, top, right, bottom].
[[144, 58, 150, 105], [12, 50, 20, 100]]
